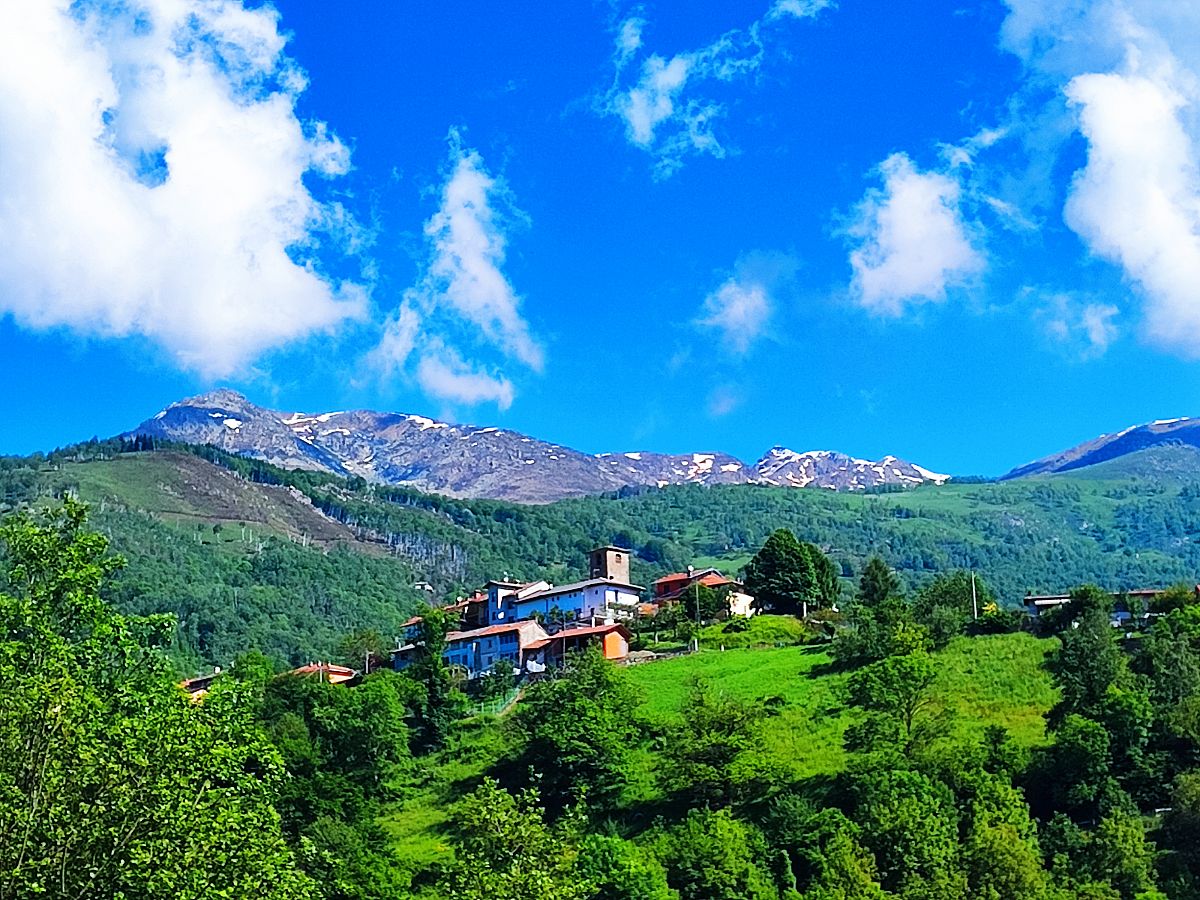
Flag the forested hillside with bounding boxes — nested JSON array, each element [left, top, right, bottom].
[[5, 439, 1200, 669], [12, 453, 1200, 897]]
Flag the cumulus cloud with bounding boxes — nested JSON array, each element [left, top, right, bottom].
[[696, 279, 772, 354], [998, 1, 1200, 357], [421, 140, 544, 371], [1064, 66, 1200, 352], [603, 1, 833, 177], [0, 0, 366, 377], [368, 136, 542, 409], [846, 153, 985, 314]]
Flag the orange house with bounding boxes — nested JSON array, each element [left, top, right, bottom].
[[526, 622, 632, 669]]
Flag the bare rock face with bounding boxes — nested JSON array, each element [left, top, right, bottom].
[[126, 390, 950, 502], [755, 448, 949, 491], [1002, 417, 1200, 480]]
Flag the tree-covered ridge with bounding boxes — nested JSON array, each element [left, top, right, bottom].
[[5, 440, 1200, 668]]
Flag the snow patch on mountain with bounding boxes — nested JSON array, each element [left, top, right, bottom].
[[126, 390, 953, 502]]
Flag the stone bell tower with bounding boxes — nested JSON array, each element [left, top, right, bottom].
[[588, 545, 630, 583]]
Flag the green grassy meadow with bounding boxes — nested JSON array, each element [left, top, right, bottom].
[[381, 629, 1059, 879], [627, 630, 1057, 779]]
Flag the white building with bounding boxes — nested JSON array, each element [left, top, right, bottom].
[[484, 546, 643, 626], [507, 578, 641, 624]]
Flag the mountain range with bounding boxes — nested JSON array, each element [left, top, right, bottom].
[[124, 390, 1200, 503], [125, 390, 950, 503], [1001, 417, 1200, 480]]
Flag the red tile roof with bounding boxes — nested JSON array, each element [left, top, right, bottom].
[[287, 662, 358, 683], [445, 620, 545, 642]]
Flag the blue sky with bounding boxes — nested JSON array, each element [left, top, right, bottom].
[[3, 0, 1200, 477]]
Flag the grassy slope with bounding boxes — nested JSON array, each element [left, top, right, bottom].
[[381, 631, 1058, 877], [26, 446, 1200, 610], [54, 452, 374, 549], [628, 631, 1057, 779]]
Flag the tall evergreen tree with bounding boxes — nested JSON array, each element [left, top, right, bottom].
[[408, 606, 459, 753], [857, 556, 900, 609]]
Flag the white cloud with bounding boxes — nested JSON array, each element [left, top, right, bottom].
[[616, 17, 645, 65], [1036, 291, 1119, 359], [1082, 303, 1121, 354], [368, 302, 421, 380], [603, 2, 833, 177], [0, 0, 366, 377], [769, 0, 835, 19], [368, 136, 542, 410], [707, 385, 742, 418], [697, 279, 771, 354], [416, 342, 514, 411], [847, 153, 985, 314], [420, 137, 543, 371], [1065, 67, 1200, 353], [998, 1, 1200, 357]]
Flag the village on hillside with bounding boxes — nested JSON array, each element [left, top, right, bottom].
[[391, 545, 756, 681], [180, 536, 1199, 699], [179, 544, 758, 696]]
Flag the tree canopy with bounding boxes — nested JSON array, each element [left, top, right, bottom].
[[742, 529, 839, 617], [0, 500, 312, 899]]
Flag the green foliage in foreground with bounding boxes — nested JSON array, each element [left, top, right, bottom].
[[0, 500, 312, 899]]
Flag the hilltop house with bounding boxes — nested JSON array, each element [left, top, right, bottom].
[[651, 566, 756, 618], [392, 618, 633, 678], [442, 619, 551, 678], [482, 547, 643, 626], [526, 622, 632, 669], [392, 546, 642, 679]]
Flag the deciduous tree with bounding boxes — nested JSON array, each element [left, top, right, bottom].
[[512, 647, 640, 814], [0, 500, 312, 899]]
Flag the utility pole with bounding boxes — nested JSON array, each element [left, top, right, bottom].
[[971, 572, 979, 620]]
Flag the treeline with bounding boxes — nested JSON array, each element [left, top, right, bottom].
[[5, 442, 1200, 670], [18, 439, 1200, 606]]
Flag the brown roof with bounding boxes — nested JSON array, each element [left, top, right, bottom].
[[528, 623, 633, 649], [445, 620, 545, 642]]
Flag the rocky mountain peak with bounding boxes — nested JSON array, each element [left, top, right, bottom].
[[126, 391, 952, 502]]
